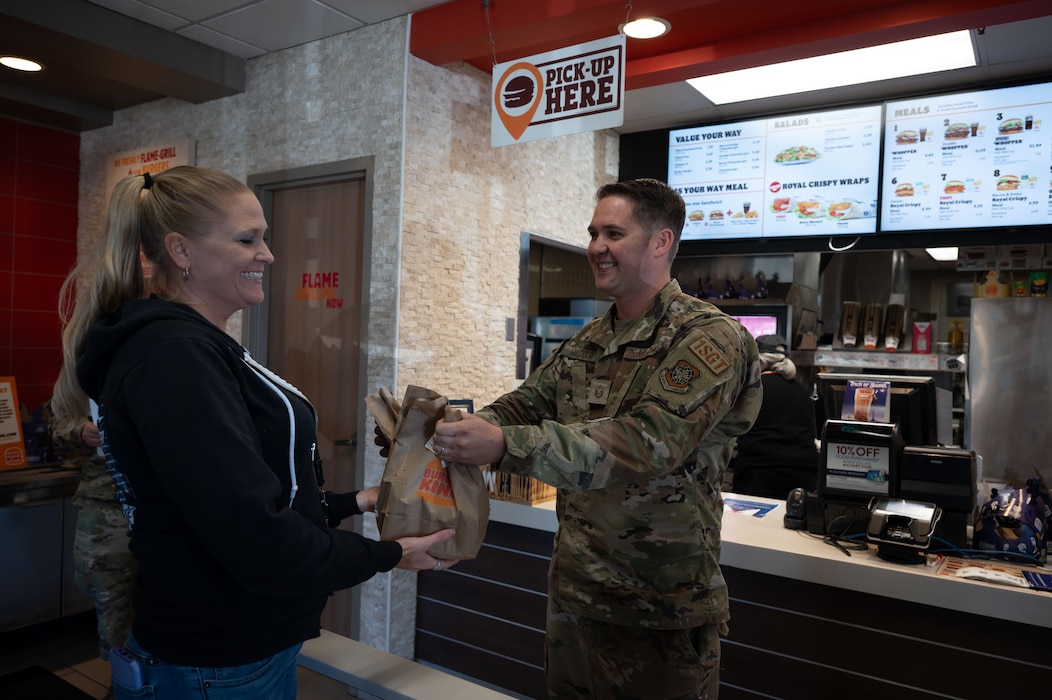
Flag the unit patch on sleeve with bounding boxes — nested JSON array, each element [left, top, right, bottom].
[[660, 359, 701, 394], [689, 337, 732, 376]]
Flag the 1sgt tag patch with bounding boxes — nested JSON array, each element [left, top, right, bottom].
[[690, 337, 733, 376], [660, 359, 701, 394]]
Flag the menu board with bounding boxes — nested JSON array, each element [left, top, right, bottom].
[[881, 82, 1052, 231], [668, 105, 882, 241]]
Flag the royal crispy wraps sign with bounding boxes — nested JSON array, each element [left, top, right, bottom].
[[492, 35, 625, 147]]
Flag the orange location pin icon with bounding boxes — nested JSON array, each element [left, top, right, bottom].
[[495, 62, 544, 141]]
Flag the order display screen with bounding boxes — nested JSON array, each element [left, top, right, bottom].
[[881, 81, 1052, 231], [668, 104, 882, 241]]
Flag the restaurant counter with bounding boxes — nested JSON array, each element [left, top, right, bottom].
[[1, 466, 91, 632], [462, 494, 1052, 698], [488, 494, 1051, 629]]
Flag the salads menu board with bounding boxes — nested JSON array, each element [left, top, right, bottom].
[[881, 82, 1052, 231], [668, 105, 881, 241]]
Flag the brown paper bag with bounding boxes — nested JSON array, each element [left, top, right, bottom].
[[366, 385, 490, 560]]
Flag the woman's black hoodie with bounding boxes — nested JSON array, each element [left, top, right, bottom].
[[77, 298, 401, 666]]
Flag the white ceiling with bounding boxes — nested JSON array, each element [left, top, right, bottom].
[[84, 0, 449, 59]]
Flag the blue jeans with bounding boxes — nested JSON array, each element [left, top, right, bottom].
[[112, 631, 301, 700]]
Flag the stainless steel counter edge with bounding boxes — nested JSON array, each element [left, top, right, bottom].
[[487, 494, 1051, 630], [0, 466, 81, 507]]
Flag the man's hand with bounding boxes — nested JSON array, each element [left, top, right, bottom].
[[373, 423, 391, 458], [432, 412, 507, 466], [80, 422, 102, 448]]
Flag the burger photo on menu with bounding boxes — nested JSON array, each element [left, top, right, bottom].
[[944, 180, 966, 194], [709, 210, 724, 220], [999, 117, 1024, 134], [771, 197, 795, 214], [689, 210, 705, 222], [944, 123, 970, 140], [895, 182, 915, 197], [896, 130, 919, 145], [997, 174, 1021, 190]]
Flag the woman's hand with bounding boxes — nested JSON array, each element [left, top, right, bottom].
[[395, 528, 458, 572], [355, 486, 379, 513]]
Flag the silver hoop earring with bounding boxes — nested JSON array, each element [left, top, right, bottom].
[[182, 267, 190, 281]]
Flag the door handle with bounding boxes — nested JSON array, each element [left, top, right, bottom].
[[334, 435, 357, 447]]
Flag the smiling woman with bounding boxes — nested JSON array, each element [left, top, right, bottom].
[[47, 165, 456, 700]]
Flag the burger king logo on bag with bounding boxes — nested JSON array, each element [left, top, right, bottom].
[[418, 459, 457, 507]]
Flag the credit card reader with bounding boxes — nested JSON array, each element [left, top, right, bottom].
[[867, 497, 942, 564]]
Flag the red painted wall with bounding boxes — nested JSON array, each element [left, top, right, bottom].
[[0, 118, 80, 412]]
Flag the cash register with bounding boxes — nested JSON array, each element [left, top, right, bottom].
[[805, 374, 976, 549]]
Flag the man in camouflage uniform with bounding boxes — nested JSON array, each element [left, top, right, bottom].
[[48, 400, 136, 662], [433, 178, 762, 699]]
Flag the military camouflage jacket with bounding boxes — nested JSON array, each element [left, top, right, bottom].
[[479, 280, 762, 629]]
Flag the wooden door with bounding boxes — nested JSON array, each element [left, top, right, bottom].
[[264, 176, 366, 636]]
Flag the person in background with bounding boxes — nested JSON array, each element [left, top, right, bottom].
[[50, 166, 455, 700], [431, 178, 762, 699], [48, 383, 136, 671], [729, 334, 819, 499]]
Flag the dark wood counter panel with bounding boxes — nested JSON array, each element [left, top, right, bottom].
[[415, 497, 1052, 699]]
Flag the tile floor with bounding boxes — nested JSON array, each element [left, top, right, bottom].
[[0, 612, 354, 699]]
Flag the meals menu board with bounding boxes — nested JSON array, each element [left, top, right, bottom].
[[668, 105, 882, 241], [881, 82, 1052, 231]]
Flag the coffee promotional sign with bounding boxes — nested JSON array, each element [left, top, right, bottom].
[[491, 34, 625, 147]]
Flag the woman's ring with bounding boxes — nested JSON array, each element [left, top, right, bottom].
[[434, 560, 443, 571], [439, 445, 446, 456]]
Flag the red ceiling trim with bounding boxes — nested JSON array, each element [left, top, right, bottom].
[[411, 0, 1052, 90]]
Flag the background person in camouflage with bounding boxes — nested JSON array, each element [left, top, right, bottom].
[[48, 388, 136, 663], [433, 178, 762, 699]]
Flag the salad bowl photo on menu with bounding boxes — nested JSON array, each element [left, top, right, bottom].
[[773, 145, 821, 164]]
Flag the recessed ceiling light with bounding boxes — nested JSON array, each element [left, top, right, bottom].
[[1, 56, 43, 72], [687, 30, 976, 104], [621, 18, 671, 39], [926, 247, 959, 262]]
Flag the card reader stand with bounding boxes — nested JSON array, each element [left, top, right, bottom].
[[808, 421, 904, 540]]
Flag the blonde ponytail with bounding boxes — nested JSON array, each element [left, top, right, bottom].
[[51, 166, 251, 435]]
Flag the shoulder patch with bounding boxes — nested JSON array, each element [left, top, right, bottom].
[[659, 359, 701, 394], [689, 337, 733, 376]]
